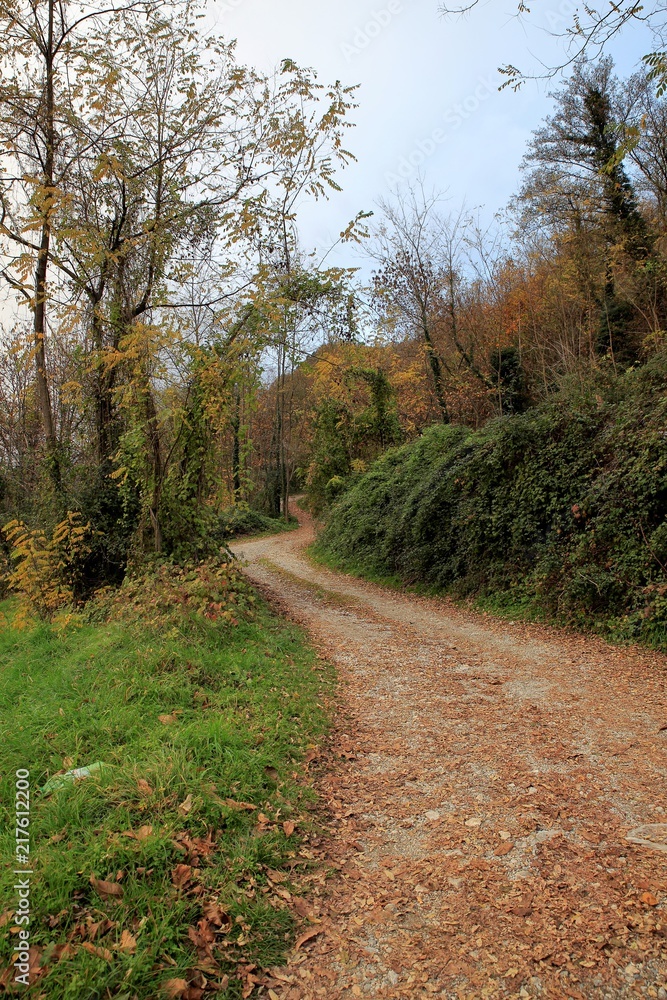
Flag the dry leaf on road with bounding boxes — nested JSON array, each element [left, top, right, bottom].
[[295, 926, 323, 951]]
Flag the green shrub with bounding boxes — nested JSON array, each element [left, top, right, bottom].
[[215, 505, 298, 540], [317, 354, 667, 647]]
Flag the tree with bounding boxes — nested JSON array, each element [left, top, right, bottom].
[[370, 189, 499, 421], [0, 0, 147, 481], [440, 0, 667, 92], [0, 0, 358, 554], [252, 259, 358, 519], [624, 70, 667, 225], [520, 58, 652, 359]]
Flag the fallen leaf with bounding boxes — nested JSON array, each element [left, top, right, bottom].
[[223, 799, 256, 812], [162, 979, 188, 999], [295, 926, 322, 951], [42, 942, 71, 966], [465, 817, 482, 827], [90, 876, 123, 900], [46, 909, 68, 929], [257, 812, 270, 824], [641, 891, 659, 906], [0, 911, 13, 928], [266, 869, 286, 883], [117, 930, 137, 954], [178, 794, 193, 816], [264, 766, 279, 780], [159, 714, 178, 725], [136, 825, 153, 842], [8, 944, 44, 984], [137, 779, 153, 796], [188, 919, 216, 961], [202, 902, 231, 930], [81, 941, 113, 961], [494, 842, 514, 856], [172, 864, 193, 889], [282, 820, 295, 837]]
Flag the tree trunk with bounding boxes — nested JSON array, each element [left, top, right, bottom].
[[141, 366, 163, 553], [421, 321, 449, 423], [275, 340, 286, 515], [231, 383, 241, 497], [91, 304, 118, 464], [33, 0, 59, 482]]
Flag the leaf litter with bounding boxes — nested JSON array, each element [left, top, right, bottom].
[[230, 505, 667, 999]]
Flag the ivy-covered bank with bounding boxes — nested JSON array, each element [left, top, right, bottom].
[[314, 354, 667, 648]]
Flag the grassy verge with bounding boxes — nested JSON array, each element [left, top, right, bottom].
[[0, 585, 333, 998], [308, 543, 433, 595], [308, 542, 658, 647]]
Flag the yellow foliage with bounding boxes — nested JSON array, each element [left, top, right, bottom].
[[2, 513, 94, 625]]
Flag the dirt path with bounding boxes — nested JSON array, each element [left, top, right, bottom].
[[231, 507, 667, 1000]]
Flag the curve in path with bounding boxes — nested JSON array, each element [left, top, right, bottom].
[[231, 505, 667, 1000]]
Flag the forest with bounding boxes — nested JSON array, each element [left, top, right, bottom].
[[1, 1, 667, 998], [1, 14, 666, 636]]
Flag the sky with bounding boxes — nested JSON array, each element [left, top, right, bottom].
[[0, 0, 655, 324], [204, 0, 655, 272]]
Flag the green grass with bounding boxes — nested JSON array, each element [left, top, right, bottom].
[[309, 542, 663, 648], [0, 596, 333, 998], [307, 543, 434, 595]]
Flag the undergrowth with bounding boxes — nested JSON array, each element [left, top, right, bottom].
[[315, 355, 667, 649], [216, 508, 298, 541]]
